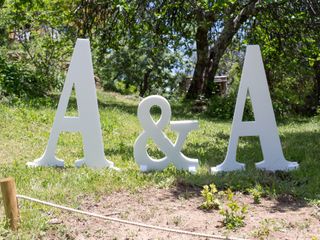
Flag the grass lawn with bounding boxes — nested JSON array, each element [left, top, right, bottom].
[[0, 91, 319, 239]]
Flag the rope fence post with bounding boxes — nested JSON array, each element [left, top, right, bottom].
[[0, 177, 19, 230]]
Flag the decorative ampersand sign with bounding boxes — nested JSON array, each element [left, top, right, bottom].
[[134, 95, 199, 172]]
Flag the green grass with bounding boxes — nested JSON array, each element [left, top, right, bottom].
[[0, 91, 319, 238]]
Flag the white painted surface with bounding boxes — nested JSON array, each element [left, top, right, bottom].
[[134, 95, 199, 171], [27, 39, 114, 169], [212, 45, 298, 172]]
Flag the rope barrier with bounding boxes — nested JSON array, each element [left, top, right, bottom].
[[17, 194, 246, 240]]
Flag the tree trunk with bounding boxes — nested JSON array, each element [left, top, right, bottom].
[[186, 1, 261, 100], [313, 60, 320, 110], [139, 69, 152, 97], [185, 25, 209, 99], [204, 1, 259, 98], [204, 33, 236, 98]]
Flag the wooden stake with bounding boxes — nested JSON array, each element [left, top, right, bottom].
[[0, 177, 19, 230]]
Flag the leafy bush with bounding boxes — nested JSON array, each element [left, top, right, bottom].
[[206, 92, 255, 120], [220, 189, 247, 230], [206, 94, 235, 120], [0, 0, 73, 99], [0, 55, 50, 98], [200, 183, 221, 210], [248, 184, 264, 204]]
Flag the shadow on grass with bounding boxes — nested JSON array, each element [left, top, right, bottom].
[[102, 121, 319, 205], [165, 129, 320, 206]]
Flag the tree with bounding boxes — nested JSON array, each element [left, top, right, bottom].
[[133, 0, 274, 99], [92, 0, 187, 97], [96, 33, 185, 97], [188, 0, 263, 99], [0, 0, 77, 97], [246, 0, 320, 115]]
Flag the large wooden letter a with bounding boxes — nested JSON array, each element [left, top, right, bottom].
[[27, 39, 114, 168], [211, 45, 298, 172]]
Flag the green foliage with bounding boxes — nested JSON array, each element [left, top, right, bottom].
[[0, 53, 47, 98], [219, 189, 247, 230], [97, 43, 185, 97], [206, 94, 236, 120], [0, 0, 75, 98], [200, 183, 221, 210], [0, 0, 318, 118], [248, 184, 264, 204], [206, 93, 254, 120], [246, 1, 320, 116], [114, 81, 137, 95]]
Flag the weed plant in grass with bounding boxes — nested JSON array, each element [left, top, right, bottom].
[[0, 91, 319, 238], [220, 189, 247, 230]]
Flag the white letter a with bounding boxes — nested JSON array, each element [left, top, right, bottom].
[[212, 45, 298, 172], [28, 39, 114, 168]]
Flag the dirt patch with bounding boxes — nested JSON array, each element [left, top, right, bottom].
[[48, 187, 320, 240]]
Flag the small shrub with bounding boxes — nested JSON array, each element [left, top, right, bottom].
[[252, 219, 271, 239], [0, 55, 57, 98], [220, 189, 247, 230], [200, 183, 221, 210], [248, 184, 264, 204], [206, 95, 236, 120], [114, 81, 137, 95]]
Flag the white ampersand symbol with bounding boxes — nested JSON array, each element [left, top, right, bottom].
[[134, 95, 199, 172]]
